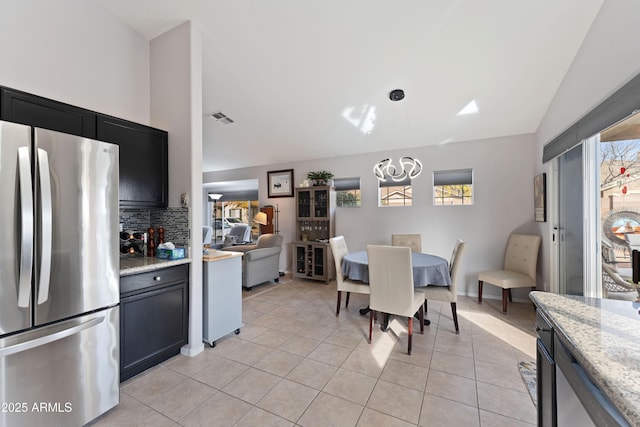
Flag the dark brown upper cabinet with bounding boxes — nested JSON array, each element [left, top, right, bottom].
[[97, 114, 168, 208], [1, 87, 96, 138]]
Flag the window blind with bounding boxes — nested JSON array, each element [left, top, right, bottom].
[[433, 169, 473, 186]]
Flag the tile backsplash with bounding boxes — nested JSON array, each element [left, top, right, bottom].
[[120, 207, 189, 246]]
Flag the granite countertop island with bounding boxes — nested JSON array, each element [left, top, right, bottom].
[[530, 291, 640, 427], [120, 256, 192, 276]]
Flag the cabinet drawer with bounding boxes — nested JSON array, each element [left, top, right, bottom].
[[120, 264, 188, 296]]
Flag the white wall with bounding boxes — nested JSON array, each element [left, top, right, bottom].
[[204, 133, 538, 302], [0, 0, 150, 124], [535, 0, 640, 289], [151, 22, 204, 357]]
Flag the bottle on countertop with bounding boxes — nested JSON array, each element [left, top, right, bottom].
[[147, 227, 155, 257]]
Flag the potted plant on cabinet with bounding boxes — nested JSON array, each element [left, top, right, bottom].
[[307, 170, 334, 186]]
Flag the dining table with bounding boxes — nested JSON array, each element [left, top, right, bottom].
[[341, 250, 451, 287]]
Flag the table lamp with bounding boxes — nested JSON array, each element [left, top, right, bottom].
[[253, 212, 267, 225]]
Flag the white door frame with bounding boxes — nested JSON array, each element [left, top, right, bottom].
[[551, 134, 600, 297], [584, 134, 601, 298]]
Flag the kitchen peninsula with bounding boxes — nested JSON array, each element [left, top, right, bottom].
[[530, 291, 640, 427]]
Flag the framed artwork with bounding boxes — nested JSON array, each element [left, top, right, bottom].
[[267, 169, 294, 198], [534, 173, 546, 222]]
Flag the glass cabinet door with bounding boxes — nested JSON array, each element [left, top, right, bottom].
[[313, 188, 328, 218], [297, 189, 311, 218]]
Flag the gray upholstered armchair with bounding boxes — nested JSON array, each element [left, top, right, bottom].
[[242, 234, 283, 290], [224, 224, 252, 246]]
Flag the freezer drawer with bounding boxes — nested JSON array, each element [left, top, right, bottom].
[[0, 306, 119, 427]]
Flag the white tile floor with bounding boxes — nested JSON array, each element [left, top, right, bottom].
[[91, 276, 538, 426]]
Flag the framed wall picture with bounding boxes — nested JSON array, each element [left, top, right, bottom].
[[267, 169, 294, 198], [534, 173, 546, 222]]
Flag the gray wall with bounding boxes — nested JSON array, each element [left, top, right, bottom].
[[204, 133, 538, 301]]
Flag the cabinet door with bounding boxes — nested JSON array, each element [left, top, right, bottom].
[[313, 245, 326, 279], [294, 244, 308, 277], [120, 281, 188, 381], [1, 87, 96, 137], [96, 114, 168, 208], [296, 189, 312, 218], [312, 188, 329, 218]]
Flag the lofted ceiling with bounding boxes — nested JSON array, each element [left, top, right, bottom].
[[96, 0, 604, 173]]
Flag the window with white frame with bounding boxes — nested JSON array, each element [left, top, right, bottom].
[[379, 177, 412, 207], [433, 169, 473, 205], [335, 177, 361, 207]]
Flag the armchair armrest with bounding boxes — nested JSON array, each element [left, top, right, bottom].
[[245, 247, 281, 262], [225, 244, 257, 253]]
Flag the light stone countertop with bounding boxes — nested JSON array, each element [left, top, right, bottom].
[[530, 291, 640, 427], [120, 256, 192, 276]]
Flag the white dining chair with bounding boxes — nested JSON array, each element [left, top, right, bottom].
[[478, 234, 540, 312], [329, 236, 370, 316], [367, 245, 425, 354], [422, 239, 465, 333], [391, 233, 422, 253]]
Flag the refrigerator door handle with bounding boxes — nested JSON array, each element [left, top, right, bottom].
[[17, 147, 33, 308], [0, 316, 104, 357], [37, 149, 53, 305]]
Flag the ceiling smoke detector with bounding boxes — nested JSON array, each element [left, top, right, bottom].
[[389, 89, 405, 102], [209, 111, 235, 124]]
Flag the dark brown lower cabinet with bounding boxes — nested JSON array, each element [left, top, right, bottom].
[[120, 265, 189, 382]]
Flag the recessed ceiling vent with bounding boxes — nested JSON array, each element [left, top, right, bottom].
[[209, 111, 235, 124]]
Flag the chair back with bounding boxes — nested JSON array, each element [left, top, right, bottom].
[[391, 234, 422, 253], [367, 245, 415, 315], [449, 239, 466, 296], [202, 226, 213, 245], [503, 234, 541, 279], [256, 233, 283, 249], [228, 224, 251, 242], [329, 236, 348, 288]]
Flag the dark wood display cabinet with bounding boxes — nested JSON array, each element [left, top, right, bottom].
[[120, 264, 189, 382], [292, 186, 336, 282], [97, 114, 168, 208]]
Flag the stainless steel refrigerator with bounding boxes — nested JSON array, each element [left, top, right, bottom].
[[0, 121, 120, 426]]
